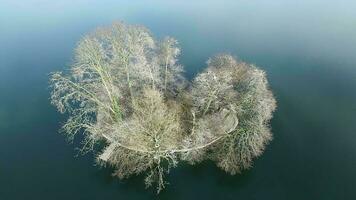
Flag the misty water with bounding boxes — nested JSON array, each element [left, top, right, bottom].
[[1, 1, 356, 199]]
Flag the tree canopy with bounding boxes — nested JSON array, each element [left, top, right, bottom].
[[50, 22, 276, 193]]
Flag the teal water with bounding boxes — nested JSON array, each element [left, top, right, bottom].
[[1, 1, 356, 199]]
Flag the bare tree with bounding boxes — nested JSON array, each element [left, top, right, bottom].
[[50, 22, 276, 193]]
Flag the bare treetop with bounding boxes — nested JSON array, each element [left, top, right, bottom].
[[50, 22, 276, 193]]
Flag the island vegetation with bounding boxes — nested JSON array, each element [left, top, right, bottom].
[[50, 22, 276, 193]]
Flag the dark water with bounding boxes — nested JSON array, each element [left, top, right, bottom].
[[1, 1, 356, 199]]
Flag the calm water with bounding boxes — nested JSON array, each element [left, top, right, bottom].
[[1, 1, 356, 199]]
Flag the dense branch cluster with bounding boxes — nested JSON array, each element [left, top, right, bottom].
[[50, 22, 276, 193]]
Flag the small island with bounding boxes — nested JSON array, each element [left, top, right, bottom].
[[50, 22, 276, 193]]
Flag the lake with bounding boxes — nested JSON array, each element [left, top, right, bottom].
[[1, 0, 356, 199]]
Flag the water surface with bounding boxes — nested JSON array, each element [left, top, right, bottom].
[[1, 1, 356, 199]]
